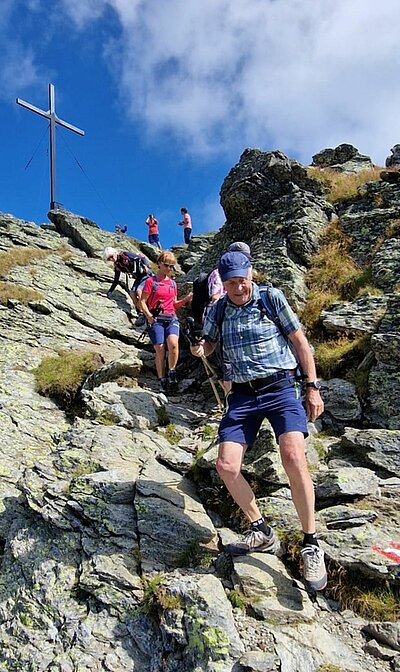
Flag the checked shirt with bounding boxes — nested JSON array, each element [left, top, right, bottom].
[[203, 283, 300, 383]]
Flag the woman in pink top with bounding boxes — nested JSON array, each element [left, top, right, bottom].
[[178, 207, 192, 245], [140, 251, 192, 392]]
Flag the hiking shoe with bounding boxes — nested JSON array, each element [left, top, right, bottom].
[[159, 378, 168, 393], [225, 526, 278, 556], [167, 369, 178, 384], [301, 545, 327, 591], [135, 313, 146, 327]]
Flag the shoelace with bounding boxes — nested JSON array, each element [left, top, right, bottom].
[[302, 547, 323, 578]]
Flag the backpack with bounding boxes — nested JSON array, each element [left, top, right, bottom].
[[118, 251, 149, 277], [191, 271, 212, 326], [213, 285, 302, 375]]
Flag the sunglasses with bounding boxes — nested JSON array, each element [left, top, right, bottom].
[[162, 262, 175, 269]]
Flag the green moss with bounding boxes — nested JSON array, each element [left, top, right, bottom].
[[33, 349, 102, 406], [164, 423, 182, 445], [200, 424, 218, 440], [227, 589, 246, 610], [186, 606, 230, 660], [176, 538, 214, 569], [96, 410, 118, 425]]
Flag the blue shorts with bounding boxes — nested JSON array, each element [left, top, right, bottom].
[[149, 315, 180, 345], [219, 377, 307, 445], [149, 234, 160, 245]]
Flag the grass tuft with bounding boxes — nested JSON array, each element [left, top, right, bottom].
[[307, 167, 383, 203], [0, 282, 43, 304], [33, 350, 102, 406], [314, 335, 370, 379], [0, 247, 52, 278]]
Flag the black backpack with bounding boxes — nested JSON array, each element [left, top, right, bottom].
[[118, 251, 149, 278], [191, 271, 212, 326]]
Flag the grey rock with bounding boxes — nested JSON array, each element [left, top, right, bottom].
[[232, 553, 316, 624], [312, 143, 374, 173], [385, 144, 400, 168], [319, 378, 362, 427], [363, 622, 400, 652], [315, 466, 380, 501], [319, 504, 378, 529], [321, 295, 388, 335], [341, 427, 400, 476]]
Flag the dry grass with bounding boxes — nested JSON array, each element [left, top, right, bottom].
[[301, 222, 382, 336], [327, 563, 400, 621], [0, 248, 52, 278], [314, 335, 370, 379], [308, 167, 383, 203], [0, 282, 43, 305]]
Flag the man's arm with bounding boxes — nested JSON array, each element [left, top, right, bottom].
[[288, 328, 324, 422]]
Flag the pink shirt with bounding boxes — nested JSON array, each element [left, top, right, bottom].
[[143, 276, 177, 314], [183, 213, 192, 229]]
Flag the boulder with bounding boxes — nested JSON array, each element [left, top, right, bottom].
[[312, 144, 374, 173], [385, 144, 400, 168]]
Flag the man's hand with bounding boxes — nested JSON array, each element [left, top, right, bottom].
[[305, 388, 324, 422], [190, 340, 205, 358]]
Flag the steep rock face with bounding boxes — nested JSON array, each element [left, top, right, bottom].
[[186, 148, 334, 307], [0, 185, 399, 671]]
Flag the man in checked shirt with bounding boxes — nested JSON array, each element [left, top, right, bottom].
[[190, 251, 327, 591]]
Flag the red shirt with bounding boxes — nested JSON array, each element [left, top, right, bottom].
[[143, 275, 177, 314], [146, 217, 159, 235]]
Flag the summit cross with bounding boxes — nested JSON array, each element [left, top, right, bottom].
[[16, 83, 85, 210]]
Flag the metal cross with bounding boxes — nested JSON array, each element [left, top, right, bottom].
[[16, 83, 85, 210]]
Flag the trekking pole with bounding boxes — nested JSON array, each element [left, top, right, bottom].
[[182, 317, 224, 410], [200, 355, 224, 410]]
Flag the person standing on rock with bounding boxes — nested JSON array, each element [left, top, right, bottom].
[[178, 207, 192, 245], [145, 214, 162, 249], [140, 250, 192, 393], [190, 251, 327, 591]]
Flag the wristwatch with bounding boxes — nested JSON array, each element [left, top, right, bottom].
[[305, 380, 321, 390]]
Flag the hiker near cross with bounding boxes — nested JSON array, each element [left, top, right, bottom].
[[16, 83, 85, 210]]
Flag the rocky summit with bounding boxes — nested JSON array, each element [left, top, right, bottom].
[[0, 145, 399, 672]]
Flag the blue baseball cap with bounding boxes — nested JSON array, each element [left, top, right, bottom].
[[218, 251, 251, 282]]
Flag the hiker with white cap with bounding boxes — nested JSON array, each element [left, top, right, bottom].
[[101, 247, 153, 326], [190, 250, 327, 592]]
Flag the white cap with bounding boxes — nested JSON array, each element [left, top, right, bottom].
[[103, 246, 118, 261]]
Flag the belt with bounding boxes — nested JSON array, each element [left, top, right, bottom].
[[232, 370, 295, 394]]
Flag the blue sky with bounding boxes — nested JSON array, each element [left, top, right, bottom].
[[1, 1, 400, 249]]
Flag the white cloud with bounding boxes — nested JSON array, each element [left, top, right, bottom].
[[95, 0, 400, 164], [6, 0, 400, 164]]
